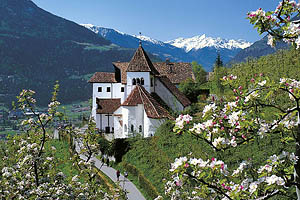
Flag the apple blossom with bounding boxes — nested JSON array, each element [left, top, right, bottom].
[[166, 73, 300, 199]]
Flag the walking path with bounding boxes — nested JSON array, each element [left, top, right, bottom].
[[75, 125, 146, 200]]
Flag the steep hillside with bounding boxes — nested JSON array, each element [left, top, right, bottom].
[[0, 0, 109, 44], [0, 0, 135, 106], [229, 35, 290, 64]]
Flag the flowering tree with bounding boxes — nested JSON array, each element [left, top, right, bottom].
[[166, 75, 299, 199], [247, 0, 300, 48], [0, 84, 121, 199]]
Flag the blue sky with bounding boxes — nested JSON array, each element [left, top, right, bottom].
[[32, 0, 280, 42]]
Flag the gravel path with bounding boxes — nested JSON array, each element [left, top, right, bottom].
[[75, 125, 146, 200]]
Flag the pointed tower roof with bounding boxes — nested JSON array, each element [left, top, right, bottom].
[[126, 45, 159, 75]]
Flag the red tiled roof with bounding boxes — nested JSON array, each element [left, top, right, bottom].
[[113, 62, 128, 84], [157, 76, 191, 107], [154, 62, 195, 84], [89, 72, 117, 83], [96, 98, 121, 114], [112, 61, 194, 84], [122, 85, 173, 119], [126, 45, 159, 75]]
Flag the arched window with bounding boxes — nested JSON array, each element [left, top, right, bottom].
[[124, 124, 127, 132], [136, 78, 140, 85], [141, 78, 144, 85], [139, 125, 142, 133], [132, 78, 136, 85], [131, 124, 134, 132]]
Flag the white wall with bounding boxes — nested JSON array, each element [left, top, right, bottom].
[[113, 107, 123, 138], [94, 113, 100, 129], [127, 106, 138, 136], [121, 106, 129, 138], [92, 83, 125, 109], [114, 105, 165, 138], [92, 83, 113, 123], [92, 82, 125, 127], [93, 83, 113, 102], [154, 78, 184, 112], [112, 83, 126, 103], [118, 105, 145, 138], [150, 75, 155, 93], [143, 111, 165, 137], [126, 72, 151, 95], [127, 104, 144, 136], [135, 104, 144, 135]]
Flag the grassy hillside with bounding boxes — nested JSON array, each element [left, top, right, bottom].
[[120, 121, 293, 198], [119, 47, 299, 198], [0, 0, 136, 107], [230, 48, 300, 84]]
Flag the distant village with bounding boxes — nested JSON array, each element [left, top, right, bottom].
[[0, 104, 90, 139]]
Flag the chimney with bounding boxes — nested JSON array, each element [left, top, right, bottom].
[[166, 58, 173, 73], [166, 58, 170, 65]]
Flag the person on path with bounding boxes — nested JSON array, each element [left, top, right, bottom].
[[116, 170, 120, 181], [106, 158, 109, 167], [100, 157, 105, 168]]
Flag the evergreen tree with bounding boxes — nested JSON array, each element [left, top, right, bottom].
[[215, 52, 223, 67], [213, 52, 225, 94]]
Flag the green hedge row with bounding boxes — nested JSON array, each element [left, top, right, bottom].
[[93, 166, 119, 195], [122, 162, 160, 199]]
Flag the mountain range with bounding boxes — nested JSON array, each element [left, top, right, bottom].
[[0, 0, 290, 107], [81, 24, 252, 71], [0, 0, 139, 106], [229, 35, 290, 64]]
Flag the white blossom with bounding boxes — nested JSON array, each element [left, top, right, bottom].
[[249, 182, 258, 194], [265, 175, 285, 186], [202, 103, 217, 117], [267, 34, 275, 47], [258, 80, 267, 86], [170, 157, 187, 172]]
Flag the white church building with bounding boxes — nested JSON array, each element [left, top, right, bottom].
[[89, 44, 194, 138]]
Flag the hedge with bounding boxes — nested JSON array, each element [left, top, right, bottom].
[[122, 162, 160, 199]]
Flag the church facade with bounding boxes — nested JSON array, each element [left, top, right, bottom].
[[89, 44, 194, 138]]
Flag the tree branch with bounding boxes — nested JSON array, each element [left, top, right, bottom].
[[185, 172, 233, 200]]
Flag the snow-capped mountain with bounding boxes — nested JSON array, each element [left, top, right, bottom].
[[81, 24, 190, 63], [81, 24, 170, 48], [166, 34, 252, 52], [81, 24, 252, 71], [134, 35, 165, 46]]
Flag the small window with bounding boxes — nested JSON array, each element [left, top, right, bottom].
[[124, 124, 127, 132], [121, 87, 124, 92], [151, 77, 154, 87], [107, 87, 111, 92], [141, 78, 144, 85], [132, 78, 136, 85], [131, 124, 134, 132], [139, 125, 142, 133], [98, 87, 102, 92], [136, 78, 141, 85]]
